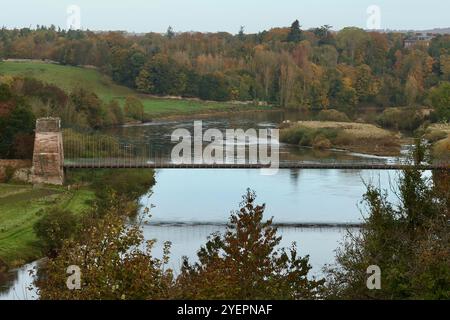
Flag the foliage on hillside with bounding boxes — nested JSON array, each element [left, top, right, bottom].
[[1, 24, 450, 113]]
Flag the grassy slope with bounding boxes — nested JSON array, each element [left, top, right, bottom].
[[0, 184, 94, 267], [0, 61, 133, 101], [0, 61, 268, 118]]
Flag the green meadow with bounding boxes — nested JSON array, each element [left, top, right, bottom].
[[0, 61, 268, 118], [0, 183, 94, 267]]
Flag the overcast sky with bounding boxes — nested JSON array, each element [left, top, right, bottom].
[[1, 0, 449, 33]]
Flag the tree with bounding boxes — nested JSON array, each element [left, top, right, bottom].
[[336, 27, 370, 65], [405, 74, 420, 106], [0, 85, 35, 159], [35, 207, 173, 300], [198, 73, 230, 101], [287, 20, 302, 43], [107, 100, 125, 125], [355, 64, 376, 103], [70, 88, 105, 128], [166, 26, 175, 39], [34, 208, 79, 256], [238, 26, 245, 41], [278, 52, 298, 107], [429, 81, 450, 121], [135, 54, 187, 96], [124, 96, 144, 121], [325, 141, 450, 299], [440, 54, 450, 80], [253, 49, 278, 101], [174, 190, 324, 299], [111, 48, 146, 88]]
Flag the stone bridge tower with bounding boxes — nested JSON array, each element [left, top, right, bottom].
[[31, 118, 64, 185]]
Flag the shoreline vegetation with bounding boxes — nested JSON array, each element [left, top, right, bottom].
[[280, 120, 402, 157]]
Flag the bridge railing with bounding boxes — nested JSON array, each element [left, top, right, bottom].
[[62, 128, 450, 170]]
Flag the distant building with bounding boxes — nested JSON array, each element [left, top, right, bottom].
[[404, 33, 435, 48]]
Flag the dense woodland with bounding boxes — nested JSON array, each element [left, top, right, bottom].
[[1, 22, 450, 159], [1, 21, 450, 110]]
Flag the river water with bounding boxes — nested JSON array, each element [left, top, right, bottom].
[[1, 110, 409, 300]]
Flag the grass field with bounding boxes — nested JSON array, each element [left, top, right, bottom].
[[0, 61, 270, 118], [0, 183, 94, 267]]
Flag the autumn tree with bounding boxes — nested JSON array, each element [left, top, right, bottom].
[[124, 96, 145, 121], [174, 190, 324, 300], [336, 27, 370, 66], [36, 207, 173, 300], [429, 81, 450, 121], [325, 142, 450, 299], [0, 84, 35, 158], [287, 20, 303, 43]]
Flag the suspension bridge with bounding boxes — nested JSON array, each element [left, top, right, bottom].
[[30, 118, 450, 185]]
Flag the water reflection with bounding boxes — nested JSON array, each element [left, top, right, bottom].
[[142, 169, 399, 225]]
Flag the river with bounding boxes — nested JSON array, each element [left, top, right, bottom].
[[0, 110, 410, 300]]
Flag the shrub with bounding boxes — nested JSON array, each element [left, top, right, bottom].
[[124, 96, 144, 121], [280, 126, 338, 148], [312, 135, 332, 149], [34, 208, 79, 255], [325, 142, 450, 299], [317, 109, 350, 122], [376, 108, 423, 131]]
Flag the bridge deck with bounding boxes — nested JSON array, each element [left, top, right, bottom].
[[64, 160, 450, 170]]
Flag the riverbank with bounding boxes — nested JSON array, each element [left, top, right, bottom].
[[0, 183, 94, 267], [280, 121, 402, 157]]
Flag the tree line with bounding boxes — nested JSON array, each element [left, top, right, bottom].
[[1, 22, 450, 112]]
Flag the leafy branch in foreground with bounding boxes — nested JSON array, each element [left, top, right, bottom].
[[35, 202, 173, 300], [174, 189, 324, 300], [325, 141, 450, 299]]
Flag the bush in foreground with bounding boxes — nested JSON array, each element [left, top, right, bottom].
[[36, 206, 173, 300], [325, 142, 450, 299], [34, 208, 79, 256], [173, 190, 324, 299]]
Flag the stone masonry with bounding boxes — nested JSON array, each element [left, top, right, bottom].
[[31, 118, 64, 185]]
